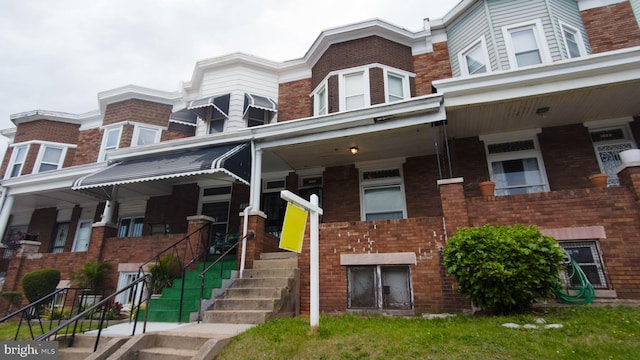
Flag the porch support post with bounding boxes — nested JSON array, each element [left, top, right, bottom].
[[101, 186, 119, 223], [437, 177, 469, 238], [0, 192, 14, 241], [249, 147, 263, 211]]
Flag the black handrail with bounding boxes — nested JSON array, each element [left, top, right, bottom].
[[196, 231, 254, 322], [36, 274, 150, 352], [136, 222, 214, 323]]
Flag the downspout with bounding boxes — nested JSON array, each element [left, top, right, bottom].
[[0, 187, 9, 238]]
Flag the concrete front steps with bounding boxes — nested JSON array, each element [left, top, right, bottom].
[[203, 252, 299, 324], [142, 256, 237, 323], [57, 334, 128, 360]]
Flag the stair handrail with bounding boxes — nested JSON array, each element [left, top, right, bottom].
[[0, 287, 112, 341], [36, 274, 150, 353], [196, 231, 254, 323]]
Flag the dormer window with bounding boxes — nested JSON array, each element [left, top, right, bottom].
[[187, 94, 231, 134], [503, 20, 551, 69]]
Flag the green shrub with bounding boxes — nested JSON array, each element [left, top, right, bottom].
[[21, 269, 61, 303], [70, 260, 112, 290], [443, 224, 564, 313], [1, 291, 23, 310], [147, 254, 180, 294]]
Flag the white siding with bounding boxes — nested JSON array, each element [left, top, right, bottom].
[[447, 0, 591, 74], [631, 0, 640, 27], [447, 2, 493, 76], [549, 0, 592, 57]]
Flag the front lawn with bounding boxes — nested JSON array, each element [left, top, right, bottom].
[[219, 306, 639, 359]]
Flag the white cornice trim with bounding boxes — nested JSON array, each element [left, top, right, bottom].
[[1, 162, 106, 195], [304, 19, 432, 67], [98, 85, 182, 113], [577, 0, 627, 11], [10, 109, 101, 126]]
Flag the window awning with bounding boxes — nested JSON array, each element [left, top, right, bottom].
[[188, 93, 231, 119], [72, 143, 250, 200], [243, 93, 277, 116]]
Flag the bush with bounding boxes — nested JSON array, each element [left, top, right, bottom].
[[21, 269, 61, 303], [70, 260, 112, 290], [1, 291, 23, 310], [147, 254, 180, 294], [443, 224, 564, 313]]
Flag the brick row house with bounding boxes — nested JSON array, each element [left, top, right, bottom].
[[1, 0, 640, 314]]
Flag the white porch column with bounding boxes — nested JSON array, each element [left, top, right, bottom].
[[0, 192, 15, 238], [250, 147, 263, 211], [100, 186, 119, 224]]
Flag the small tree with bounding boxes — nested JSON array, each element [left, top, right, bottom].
[[70, 260, 113, 291], [147, 254, 180, 295], [443, 224, 564, 313], [21, 269, 61, 303]]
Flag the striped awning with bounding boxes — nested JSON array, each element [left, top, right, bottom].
[[187, 93, 231, 119], [72, 143, 250, 200]]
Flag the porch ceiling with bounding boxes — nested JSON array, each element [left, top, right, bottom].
[[263, 122, 441, 171], [444, 79, 640, 139]]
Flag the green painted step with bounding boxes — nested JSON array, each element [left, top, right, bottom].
[[141, 258, 236, 322]]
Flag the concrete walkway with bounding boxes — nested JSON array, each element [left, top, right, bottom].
[[87, 321, 255, 337]]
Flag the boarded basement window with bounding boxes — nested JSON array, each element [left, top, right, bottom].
[[347, 265, 412, 310]]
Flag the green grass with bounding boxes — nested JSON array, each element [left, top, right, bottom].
[[218, 306, 640, 360], [0, 321, 104, 341]]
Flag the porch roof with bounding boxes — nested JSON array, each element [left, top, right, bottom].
[[72, 143, 250, 200]]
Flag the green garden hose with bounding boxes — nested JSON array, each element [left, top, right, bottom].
[[555, 254, 595, 305]]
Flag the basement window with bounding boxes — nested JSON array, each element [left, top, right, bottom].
[[347, 265, 413, 310], [559, 241, 608, 289]]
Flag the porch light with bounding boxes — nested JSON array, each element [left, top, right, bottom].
[[350, 146, 359, 155], [536, 107, 550, 116]]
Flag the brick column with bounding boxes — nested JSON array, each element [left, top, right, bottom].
[[438, 178, 470, 236], [88, 222, 117, 260], [618, 165, 640, 202], [238, 211, 267, 271], [186, 215, 214, 258], [1, 240, 42, 299]]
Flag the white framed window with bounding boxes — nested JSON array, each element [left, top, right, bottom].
[[347, 265, 412, 310], [384, 70, 410, 102], [6, 144, 29, 178], [559, 241, 608, 289], [358, 160, 407, 221], [35, 145, 66, 173], [502, 20, 551, 68], [313, 84, 328, 116], [132, 125, 161, 146], [245, 107, 272, 127], [208, 114, 225, 134], [458, 37, 491, 76], [116, 271, 144, 305], [117, 216, 144, 237], [559, 21, 587, 59], [481, 130, 549, 196], [99, 126, 122, 161], [339, 69, 370, 111]]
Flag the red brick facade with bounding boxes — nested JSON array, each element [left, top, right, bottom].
[[277, 79, 313, 122], [413, 42, 453, 96], [581, 1, 640, 53]]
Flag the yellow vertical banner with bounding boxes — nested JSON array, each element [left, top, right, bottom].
[[279, 202, 308, 253]]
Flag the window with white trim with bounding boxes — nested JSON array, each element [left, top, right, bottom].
[[116, 271, 144, 305], [560, 22, 587, 59], [36, 145, 66, 173], [340, 70, 370, 111], [199, 185, 233, 248], [360, 165, 407, 221], [245, 107, 273, 127], [503, 20, 551, 68], [99, 126, 122, 161], [385, 72, 407, 102], [6, 144, 28, 178], [459, 37, 491, 75], [347, 265, 412, 310], [559, 241, 608, 288], [132, 126, 161, 146], [313, 84, 328, 116], [587, 122, 637, 186], [482, 132, 549, 196]]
